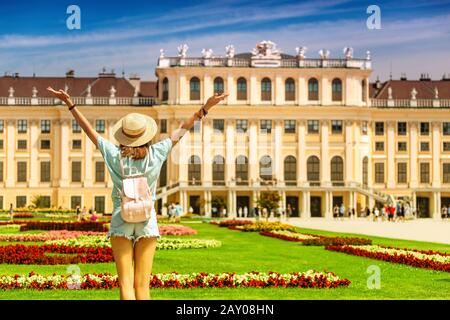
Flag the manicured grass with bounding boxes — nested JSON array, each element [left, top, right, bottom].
[[0, 222, 449, 300]]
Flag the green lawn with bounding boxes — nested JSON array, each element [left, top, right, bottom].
[[0, 222, 449, 300]]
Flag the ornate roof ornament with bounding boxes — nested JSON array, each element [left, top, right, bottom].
[[318, 49, 330, 59], [295, 46, 307, 59], [251, 40, 281, 58], [388, 87, 393, 99], [8, 86, 14, 98], [225, 45, 235, 58], [86, 84, 92, 98], [133, 86, 139, 97], [177, 44, 189, 58], [343, 47, 353, 59], [366, 50, 371, 60], [201, 48, 213, 59], [64, 84, 69, 93], [159, 49, 165, 58], [109, 85, 116, 98], [32, 86, 38, 98], [434, 87, 439, 99], [411, 87, 417, 100]]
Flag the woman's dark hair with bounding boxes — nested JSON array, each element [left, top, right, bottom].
[[120, 143, 150, 160]]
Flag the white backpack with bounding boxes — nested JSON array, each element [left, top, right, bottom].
[[117, 154, 155, 223]]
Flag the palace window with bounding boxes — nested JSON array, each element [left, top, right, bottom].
[[17, 161, 27, 182], [237, 77, 247, 101], [261, 78, 272, 101], [17, 120, 27, 133], [285, 78, 295, 101], [443, 122, 450, 135], [95, 161, 105, 183], [444, 142, 450, 152], [71, 196, 82, 210], [420, 142, 430, 152], [41, 120, 51, 134], [72, 139, 82, 150], [332, 78, 342, 101], [40, 139, 51, 150], [0, 140, 3, 150], [397, 162, 407, 184], [0, 161, 3, 182], [16, 196, 26, 208], [95, 120, 105, 133], [308, 78, 319, 101], [331, 120, 343, 134], [94, 196, 105, 214], [259, 155, 273, 181], [213, 119, 224, 133], [307, 120, 319, 134], [212, 155, 225, 185], [190, 77, 201, 100], [260, 120, 272, 134], [443, 163, 450, 183], [214, 77, 224, 94], [235, 155, 248, 185], [284, 120, 296, 134], [361, 80, 367, 102], [159, 161, 167, 187], [160, 119, 167, 133], [397, 141, 407, 152], [188, 155, 201, 185], [375, 141, 384, 151], [375, 122, 384, 135], [362, 157, 368, 186], [0, 120, 3, 133], [17, 140, 27, 150], [71, 161, 82, 182], [307, 156, 320, 184], [236, 120, 247, 133], [72, 120, 81, 133], [40, 161, 51, 182], [162, 78, 169, 101], [330, 156, 344, 185], [284, 156, 297, 185], [397, 122, 407, 135], [420, 122, 429, 136], [375, 163, 385, 184], [420, 163, 430, 183]]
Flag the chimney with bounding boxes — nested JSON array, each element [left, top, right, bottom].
[[66, 69, 75, 78], [420, 73, 430, 81], [375, 77, 382, 89], [98, 67, 116, 78], [400, 73, 407, 81]]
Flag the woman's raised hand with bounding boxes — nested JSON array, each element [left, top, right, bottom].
[[47, 87, 73, 107], [204, 92, 229, 110]]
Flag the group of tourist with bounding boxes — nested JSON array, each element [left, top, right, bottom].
[[440, 205, 450, 220], [75, 205, 99, 222], [167, 202, 183, 222], [333, 204, 357, 220], [362, 203, 411, 222]]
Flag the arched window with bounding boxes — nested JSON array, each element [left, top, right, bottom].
[[261, 78, 272, 101], [188, 155, 201, 185], [307, 156, 320, 185], [284, 156, 297, 185], [330, 156, 344, 185], [158, 160, 167, 187], [214, 77, 224, 94], [332, 78, 342, 101], [235, 155, 248, 185], [162, 77, 169, 101], [285, 78, 295, 101], [212, 155, 225, 185], [259, 155, 272, 182], [361, 79, 367, 102], [362, 157, 368, 186], [308, 78, 319, 101], [190, 77, 200, 100], [237, 77, 247, 101]]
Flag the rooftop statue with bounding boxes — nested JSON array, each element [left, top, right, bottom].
[[295, 46, 307, 59], [411, 87, 417, 100], [159, 49, 165, 58], [225, 45, 235, 58], [177, 44, 189, 58], [434, 87, 439, 99], [251, 40, 281, 58], [8, 86, 14, 98], [318, 49, 330, 59], [388, 87, 393, 99], [343, 47, 353, 59], [109, 85, 116, 98], [201, 48, 213, 59], [32, 86, 38, 98]]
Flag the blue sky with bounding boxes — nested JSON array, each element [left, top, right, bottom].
[[0, 0, 449, 80]]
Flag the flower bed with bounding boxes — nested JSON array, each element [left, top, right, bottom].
[[302, 237, 372, 246], [12, 213, 34, 219], [18, 221, 107, 232], [210, 219, 254, 227], [0, 224, 23, 232], [326, 245, 450, 272], [0, 231, 106, 242], [259, 230, 319, 242], [0, 270, 350, 290], [45, 236, 221, 250], [235, 222, 296, 232], [159, 225, 197, 236]]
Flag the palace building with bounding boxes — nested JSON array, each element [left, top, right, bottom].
[[1, 41, 450, 219]]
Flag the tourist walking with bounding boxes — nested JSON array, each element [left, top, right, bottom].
[[339, 203, 345, 221], [243, 206, 248, 218], [333, 204, 339, 219], [9, 203, 13, 221], [47, 86, 228, 300], [238, 207, 243, 218], [442, 206, 448, 220]]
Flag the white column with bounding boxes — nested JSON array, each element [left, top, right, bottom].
[[250, 74, 258, 105], [297, 120, 306, 185], [275, 75, 283, 105], [203, 190, 209, 216], [325, 191, 333, 219], [433, 191, 441, 220], [52, 120, 61, 187], [298, 77, 307, 106], [409, 122, 418, 188], [5, 120, 15, 187], [320, 76, 329, 105], [202, 119, 212, 187], [178, 73, 186, 104], [107, 120, 116, 188], [432, 121, 441, 188], [387, 121, 395, 188], [321, 120, 330, 185], [302, 191, 310, 218], [28, 120, 39, 187], [226, 74, 235, 105], [84, 122, 93, 187], [345, 120, 353, 183], [354, 121, 361, 183], [227, 190, 235, 218], [203, 74, 212, 103], [274, 120, 283, 184], [181, 190, 188, 214], [249, 120, 258, 186], [178, 129, 190, 186], [225, 119, 235, 185], [60, 119, 70, 187]]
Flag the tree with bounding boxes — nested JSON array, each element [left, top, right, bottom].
[[31, 195, 49, 209], [256, 191, 281, 221]]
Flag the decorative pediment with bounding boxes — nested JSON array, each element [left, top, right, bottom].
[[251, 40, 282, 67]]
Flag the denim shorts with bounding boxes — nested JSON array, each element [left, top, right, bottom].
[[107, 207, 160, 245]]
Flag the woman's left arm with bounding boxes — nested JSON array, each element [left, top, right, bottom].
[[47, 87, 99, 147]]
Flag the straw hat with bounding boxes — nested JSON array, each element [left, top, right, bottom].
[[112, 113, 157, 147]]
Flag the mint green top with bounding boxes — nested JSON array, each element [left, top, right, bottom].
[[97, 136, 172, 214]]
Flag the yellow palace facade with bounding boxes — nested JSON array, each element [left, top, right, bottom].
[[1, 41, 450, 219]]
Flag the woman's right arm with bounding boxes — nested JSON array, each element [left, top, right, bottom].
[[47, 87, 100, 147]]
